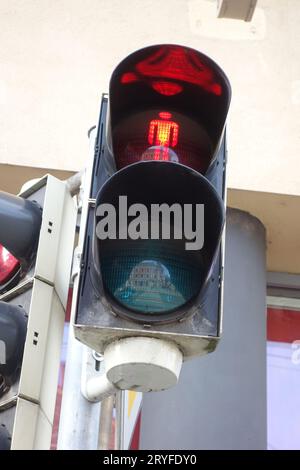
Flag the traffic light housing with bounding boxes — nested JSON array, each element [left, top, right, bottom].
[[74, 44, 231, 390], [0, 175, 76, 449]]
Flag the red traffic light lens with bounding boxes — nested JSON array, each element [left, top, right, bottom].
[[113, 110, 212, 172], [0, 244, 20, 286]]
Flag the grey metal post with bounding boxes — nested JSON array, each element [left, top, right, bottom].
[[139, 208, 267, 450], [56, 334, 101, 450], [98, 396, 114, 450], [57, 129, 102, 450]]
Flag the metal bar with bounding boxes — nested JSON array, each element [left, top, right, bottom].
[[57, 127, 101, 450], [98, 396, 114, 450], [115, 390, 125, 450]]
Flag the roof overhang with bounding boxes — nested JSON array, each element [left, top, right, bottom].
[[228, 188, 300, 274]]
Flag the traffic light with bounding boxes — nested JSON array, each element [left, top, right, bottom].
[[74, 44, 231, 392], [0, 175, 76, 449]]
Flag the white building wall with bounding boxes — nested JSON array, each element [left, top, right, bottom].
[[0, 0, 299, 196]]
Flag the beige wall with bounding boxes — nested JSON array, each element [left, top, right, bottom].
[[0, 1, 299, 273], [0, 0, 300, 197], [0, 163, 73, 194]]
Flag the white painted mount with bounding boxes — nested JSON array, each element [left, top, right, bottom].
[[104, 337, 183, 393]]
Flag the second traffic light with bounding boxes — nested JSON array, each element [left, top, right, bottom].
[[74, 44, 231, 392], [0, 175, 77, 449]]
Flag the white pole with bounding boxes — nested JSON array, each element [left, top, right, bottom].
[[57, 128, 102, 450]]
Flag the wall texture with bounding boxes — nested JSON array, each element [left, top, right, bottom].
[[0, 0, 299, 196]]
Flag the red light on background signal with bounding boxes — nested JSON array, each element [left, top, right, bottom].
[[0, 244, 20, 285]]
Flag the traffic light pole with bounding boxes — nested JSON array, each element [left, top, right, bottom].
[[57, 129, 122, 450], [56, 333, 102, 449], [115, 390, 125, 451], [57, 129, 102, 450], [98, 395, 114, 450]]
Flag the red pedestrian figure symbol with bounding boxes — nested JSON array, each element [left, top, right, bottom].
[[147, 112, 179, 160]]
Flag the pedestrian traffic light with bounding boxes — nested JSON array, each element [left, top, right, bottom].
[[0, 175, 76, 449], [74, 44, 231, 392]]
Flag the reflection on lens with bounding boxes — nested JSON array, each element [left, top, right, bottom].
[[101, 241, 204, 314], [141, 146, 179, 163], [114, 260, 185, 312]]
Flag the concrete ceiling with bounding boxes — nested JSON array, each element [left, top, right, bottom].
[[228, 188, 300, 274]]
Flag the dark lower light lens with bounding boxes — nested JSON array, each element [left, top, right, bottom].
[[93, 160, 224, 321], [101, 240, 204, 314]]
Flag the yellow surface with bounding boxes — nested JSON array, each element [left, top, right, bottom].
[[128, 391, 137, 418]]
